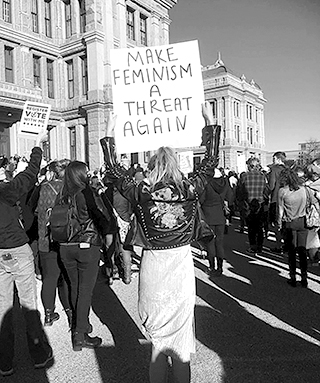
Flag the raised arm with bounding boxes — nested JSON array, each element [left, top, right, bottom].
[[0, 130, 47, 206]]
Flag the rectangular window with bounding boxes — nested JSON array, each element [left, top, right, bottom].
[[221, 97, 225, 117], [3, 0, 11, 23], [45, 1, 52, 38], [140, 14, 147, 46], [255, 129, 259, 143], [246, 104, 253, 120], [70, 127, 76, 160], [126, 7, 135, 41], [250, 127, 253, 144], [47, 59, 54, 98], [4, 46, 14, 83], [81, 56, 88, 95], [211, 100, 217, 117], [79, 0, 86, 33], [31, 0, 39, 32], [234, 100, 240, 118], [235, 125, 240, 143], [33, 55, 41, 87], [65, 0, 72, 38], [67, 60, 74, 99]]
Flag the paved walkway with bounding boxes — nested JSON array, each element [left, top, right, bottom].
[[3, 222, 320, 382]]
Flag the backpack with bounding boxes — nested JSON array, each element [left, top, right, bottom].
[[48, 194, 81, 243]]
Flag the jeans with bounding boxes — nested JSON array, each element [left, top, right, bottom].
[[60, 244, 100, 334], [284, 219, 308, 280], [206, 224, 225, 270], [0, 244, 51, 369], [247, 207, 264, 251], [39, 250, 70, 312]]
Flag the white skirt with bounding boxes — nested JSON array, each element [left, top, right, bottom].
[[138, 244, 196, 362]]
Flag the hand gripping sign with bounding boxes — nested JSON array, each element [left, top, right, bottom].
[[110, 40, 204, 154]]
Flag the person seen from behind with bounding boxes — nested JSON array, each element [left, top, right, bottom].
[[278, 167, 313, 287], [268, 151, 287, 253], [36, 159, 72, 327], [100, 102, 219, 383], [58, 161, 111, 351], [0, 131, 53, 377]]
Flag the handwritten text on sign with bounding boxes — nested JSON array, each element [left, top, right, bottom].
[[110, 40, 204, 153]]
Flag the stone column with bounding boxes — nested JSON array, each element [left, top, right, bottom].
[[116, 0, 127, 48], [84, 31, 105, 101], [161, 16, 171, 45], [75, 124, 86, 162], [151, 12, 161, 45], [20, 46, 32, 87], [49, 120, 70, 160], [224, 96, 231, 145], [86, 105, 105, 170]]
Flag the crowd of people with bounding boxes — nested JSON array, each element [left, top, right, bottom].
[[1, 111, 320, 382]]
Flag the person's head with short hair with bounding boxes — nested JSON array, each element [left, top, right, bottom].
[[273, 151, 286, 165], [246, 157, 261, 171]]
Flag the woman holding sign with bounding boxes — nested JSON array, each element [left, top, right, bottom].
[[100, 102, 218, 383]]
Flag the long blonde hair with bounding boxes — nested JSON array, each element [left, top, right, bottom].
[[147, 147, 184, 192]]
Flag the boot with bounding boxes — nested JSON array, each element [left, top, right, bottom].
[[300, 271, 308, 288], [65, 309, 73, 329], [72, 332, 102, 352], [44, 309, 60, 326]]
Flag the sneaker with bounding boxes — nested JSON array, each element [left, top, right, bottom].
[[34, 349, 53, 369], [246, 248, 256, 254], [0, 367, 14, 377]]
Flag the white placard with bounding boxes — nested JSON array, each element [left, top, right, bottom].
[[178, 151, 194, 175], [19, 101, 51, 134], [111, 40, 204, 154]]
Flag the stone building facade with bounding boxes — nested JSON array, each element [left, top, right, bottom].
[[201, 55, 267, 172], [0, 0, 177, 169]]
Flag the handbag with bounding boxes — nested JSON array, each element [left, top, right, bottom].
[[305, 187, 320, 229], [193, 201, 215, 245]]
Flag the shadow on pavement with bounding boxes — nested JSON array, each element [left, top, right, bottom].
[[92, 274, 150, 383], [0, 296, 53, 383]]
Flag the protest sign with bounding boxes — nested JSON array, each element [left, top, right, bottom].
[[178, 151, 194, 175], [19, 101, 51, 134], [110, 40, 204, 153]]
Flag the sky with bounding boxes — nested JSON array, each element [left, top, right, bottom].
[[169, 0, 320, 152]]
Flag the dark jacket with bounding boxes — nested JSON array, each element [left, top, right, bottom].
[[200, 176, 227, 226], [0, 147, 42, 249], [269, 164, 286, 203], [62, 185, 111, 246], [100, 134, 217, 250]]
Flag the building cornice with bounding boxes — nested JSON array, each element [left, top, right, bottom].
[[154, 0, 178, 10]]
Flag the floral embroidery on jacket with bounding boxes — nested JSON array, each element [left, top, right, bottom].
[[150, 186, 186, 229]]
